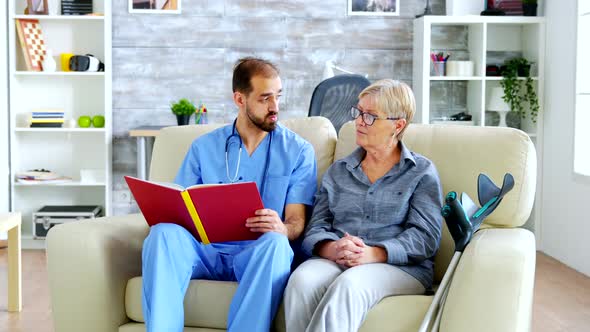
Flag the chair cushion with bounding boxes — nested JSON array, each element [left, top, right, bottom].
[[126, 276, 433, 332], [120, 322, 223, 332], [126, 277, 236, 329]]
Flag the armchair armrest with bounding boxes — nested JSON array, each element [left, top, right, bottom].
[[440, 228, 536, 332], [47, 214, 149, 332]]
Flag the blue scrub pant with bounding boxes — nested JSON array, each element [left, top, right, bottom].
[[142, 223, 294, 332]]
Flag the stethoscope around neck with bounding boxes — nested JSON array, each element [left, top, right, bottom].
[[225, 119, 273, 197]]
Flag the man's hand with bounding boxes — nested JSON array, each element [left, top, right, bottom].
[[246, 208, 288, 236]]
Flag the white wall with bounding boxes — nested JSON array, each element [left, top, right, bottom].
[[542, 1, 590, 276], [0, 0, 9, 214]]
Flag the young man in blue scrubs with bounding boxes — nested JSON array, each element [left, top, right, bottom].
[[141, 57, 318, 331]]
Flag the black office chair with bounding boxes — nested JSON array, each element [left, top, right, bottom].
[[308, 74, 371, 134]]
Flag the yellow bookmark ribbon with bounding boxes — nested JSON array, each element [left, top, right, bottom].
[[180, 190, 210, 244]]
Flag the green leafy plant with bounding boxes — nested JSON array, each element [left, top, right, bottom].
[[500, 57, 540, 123], [171, 98, 196, 116], [522, 0, 537, 4]]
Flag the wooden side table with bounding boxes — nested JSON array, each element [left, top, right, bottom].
[[0, 212, 22, 312]]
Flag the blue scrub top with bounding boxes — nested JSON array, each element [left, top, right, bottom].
[[174, 122, 318, 218]]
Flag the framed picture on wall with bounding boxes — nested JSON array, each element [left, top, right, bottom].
[[129, 0, 181, 14], [348, 0, 400, 16], [27, 0, 48, 15]]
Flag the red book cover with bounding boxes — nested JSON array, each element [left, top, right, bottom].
[[187, 182, 264, 243], [125, 176, 264, 243]]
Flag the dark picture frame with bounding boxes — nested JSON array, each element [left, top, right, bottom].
[[348, 0, 400, 16], [129, 0, 181, 14]]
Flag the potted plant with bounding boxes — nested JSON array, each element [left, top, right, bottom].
[[171, 98, 196, 126], [522, 0, 537, 16], [500, 57, 540, 123]]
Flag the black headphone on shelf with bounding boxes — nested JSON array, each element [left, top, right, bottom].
[[69, 54, 104, 72]]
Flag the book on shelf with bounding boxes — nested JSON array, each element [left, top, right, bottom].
[[125, 176, 265, 244], [15, 19, 46, 71], [17, 177, 72, 184], [31, 119, 64, 123], [16, 170, 62, 180], [32, 110, 65, 118], [30, 123, 63, 128], [61, 0, 93, 15], [29, 110, 65, 127], [16, 170, 72, 184]]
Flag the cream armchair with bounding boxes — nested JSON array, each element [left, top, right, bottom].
[[47, 116, 536, 332]]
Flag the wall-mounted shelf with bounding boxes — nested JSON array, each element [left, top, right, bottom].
[[14, 128, 106, 133], [15, 71, 105, 76], [12, 14, 105, 21], [14, 182, 107, 187]]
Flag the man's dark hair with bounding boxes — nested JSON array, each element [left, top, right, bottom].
[[232, 57, 279, 95]]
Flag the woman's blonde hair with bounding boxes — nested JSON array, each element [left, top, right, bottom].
[[358, 79, 416, 140]]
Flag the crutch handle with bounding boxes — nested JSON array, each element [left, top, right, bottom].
[[442, 192, 473, 252]]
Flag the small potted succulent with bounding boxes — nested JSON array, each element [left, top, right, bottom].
[[171, 98, 196, 126], [522, 0, 537, 16]]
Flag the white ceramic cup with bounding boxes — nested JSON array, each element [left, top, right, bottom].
[[446, 61, 474, 76], [80, 169, 104, 183]]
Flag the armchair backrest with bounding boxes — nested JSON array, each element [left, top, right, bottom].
[[149, 123, 224, 182], [336, 121, 537, 281], [149, 117, 337, 184]]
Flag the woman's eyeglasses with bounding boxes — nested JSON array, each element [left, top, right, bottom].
[[350, 106, 401, 126]]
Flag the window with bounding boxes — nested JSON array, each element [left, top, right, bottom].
[[575, 2, 590, 176]]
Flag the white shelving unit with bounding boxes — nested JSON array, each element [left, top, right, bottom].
[[413, 15, 545, 244], [8, 1, 112, 249], [1, 1, 9, 217]]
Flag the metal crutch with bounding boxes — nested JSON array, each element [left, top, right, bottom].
[[418, 173, 515, 332]]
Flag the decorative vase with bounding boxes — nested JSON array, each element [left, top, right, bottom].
[[42, 49, 57, 72], [523, 3, 537, 16], [176, 114, 192, 126]]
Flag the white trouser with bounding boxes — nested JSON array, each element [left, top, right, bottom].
[[284, 258, 425, 332]]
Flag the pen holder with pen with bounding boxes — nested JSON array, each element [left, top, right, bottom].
[[195, 103, 208, 124], [431, 61, 446, 76]]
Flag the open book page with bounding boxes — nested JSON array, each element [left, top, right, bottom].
[[186, 183, 233, 190], [151, 181, 184, 191], [150, 180, 231, 191]]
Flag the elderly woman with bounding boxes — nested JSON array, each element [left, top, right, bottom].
[[284, 79, 443, 332]]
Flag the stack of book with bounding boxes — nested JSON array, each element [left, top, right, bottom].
[[494, 0, 524, 15], [61, 0, 93, 15], [30, 110, 64, 128], [16, 169, 72, 185]]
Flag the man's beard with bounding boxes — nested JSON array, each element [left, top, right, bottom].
[[245, 104, 278, 132]]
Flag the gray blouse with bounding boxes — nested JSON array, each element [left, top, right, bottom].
[[301, 143, 443, 288]]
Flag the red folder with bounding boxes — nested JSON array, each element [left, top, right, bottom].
[[125, 176, 264, 244]]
